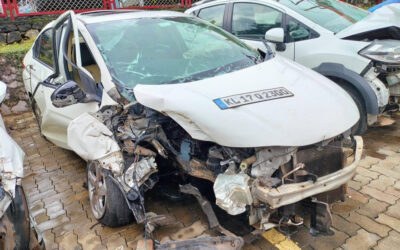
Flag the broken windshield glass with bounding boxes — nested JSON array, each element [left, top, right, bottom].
[[87, 16, 263, 100]]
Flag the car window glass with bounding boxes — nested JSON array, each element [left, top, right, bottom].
[[36, 29, 55, 68], [287, 19, 309, 42], [279, 0, 369, 33], [87, 17, 262, 101], [198, 5, 225, 27], [232, 3, 283, 40]]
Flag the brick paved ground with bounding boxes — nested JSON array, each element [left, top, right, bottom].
[[3, 111, 400, 250]]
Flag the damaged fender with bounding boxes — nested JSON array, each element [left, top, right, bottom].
[[68, 112, 124, 175]]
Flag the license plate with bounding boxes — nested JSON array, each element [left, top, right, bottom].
[[213, 87, 294, 110]]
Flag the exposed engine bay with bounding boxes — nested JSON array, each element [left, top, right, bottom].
[[68, 102, 363, 246]]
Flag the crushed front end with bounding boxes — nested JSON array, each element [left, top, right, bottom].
[[68, 102, 363, 243]]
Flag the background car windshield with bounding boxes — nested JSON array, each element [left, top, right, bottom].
[[87, 16, 261, 89], [279, 0, 369, 33]]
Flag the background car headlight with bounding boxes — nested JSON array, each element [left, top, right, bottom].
[[359, 40, 400, 64]]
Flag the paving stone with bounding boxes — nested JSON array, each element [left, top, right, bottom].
[[347, 188, 369, 204], [105, 234, 128, 249], [119, 225, 143, 241], [359, 156, 380, 168], [377, 148, 398, 157], [41, 230, 58, 250], [374, 230, 400, 250], [386, 202, 400, 219], [359, 186, 398, 205], [342, 229, 380, 250], [35, 212, 50, 225], [290, 226, 315, 248], [347, 180, 362, 190], [346, 212, 390, 237], [386, 186, 400, 198], [376, 213, 400, 232], [332, 214, 360, 236], [357, 199, 389, 219], [368, 175, 396, 191], [57, 231, 81, 250], [356, 167, 380, 179], [38, 214, 70, 232], [370, 165, 400, 179], [331, 198, 362, 217], [77, 232, 105, 250], [309, 228, 348, 250]]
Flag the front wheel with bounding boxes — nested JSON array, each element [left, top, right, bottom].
[[87, 161, 134, 227]]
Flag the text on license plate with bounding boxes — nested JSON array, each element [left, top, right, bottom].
[[213, 87, 294, 110]]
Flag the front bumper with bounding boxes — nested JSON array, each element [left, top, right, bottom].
[[254, 136, 363, 209]]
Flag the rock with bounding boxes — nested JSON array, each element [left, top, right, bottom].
[[10, 100, 29, 113], [25, 29, 39, 39], [17, 92, 29, 101], [7, 80, 23, 89], [32, 23, 44, 30], [18, 23, 32, 32], [0, 24, 17, 32], [0, 104, 11, 115], [0, 33, 6, 44], [7, 31, 22, 44]]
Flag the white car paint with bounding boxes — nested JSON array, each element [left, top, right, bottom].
[[0, 81, 24, 217], [186, 1, 400, 111], [23, 10, 357, 149], [336, 4, 400, 39], [135, 55, 359, 147]]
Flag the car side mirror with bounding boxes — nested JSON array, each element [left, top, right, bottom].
[[0, 81, 6, 105], [51, 80, 88, 108], [265, 28, 286, 52], [265, 28, 284, 43]]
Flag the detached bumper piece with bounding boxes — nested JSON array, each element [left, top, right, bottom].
[[254, 136, 363, 209]]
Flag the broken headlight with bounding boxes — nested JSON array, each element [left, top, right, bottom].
[[359, 40, 400, 64]]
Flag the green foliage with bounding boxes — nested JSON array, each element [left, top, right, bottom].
[[0, 39, 34, 55]]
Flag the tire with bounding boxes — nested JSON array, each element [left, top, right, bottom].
[[0, 186, 31, 250], [87, 161, 134, 227], [330, 78, 368, 135]]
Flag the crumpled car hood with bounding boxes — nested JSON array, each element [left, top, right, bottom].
[[134, 55, 359, 147], [336, 4, 400, 39]]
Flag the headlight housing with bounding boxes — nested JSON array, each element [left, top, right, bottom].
[[359, 40, 400, 64]]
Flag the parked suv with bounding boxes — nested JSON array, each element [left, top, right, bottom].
[[187, 1, 400, 134], [23, 10, 362, 242]]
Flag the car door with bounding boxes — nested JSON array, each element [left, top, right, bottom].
[[228, 2, 295, 59], [26, 11, 100, 149]]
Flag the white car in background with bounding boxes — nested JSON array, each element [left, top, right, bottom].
[[22, 10, 363, 243], [187, 0, 400, 134]]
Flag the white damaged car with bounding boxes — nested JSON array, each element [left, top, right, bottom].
[[22, 10, 363, 245], [0, 81, 40, 249]]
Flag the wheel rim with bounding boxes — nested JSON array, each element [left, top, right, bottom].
[[88, 162, 107, 219]]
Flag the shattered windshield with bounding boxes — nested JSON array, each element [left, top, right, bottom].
[[87, 16, 262, 95], [279, 0, 369, 33]]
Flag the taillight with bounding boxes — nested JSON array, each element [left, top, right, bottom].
[[22, 60, 26, 70]]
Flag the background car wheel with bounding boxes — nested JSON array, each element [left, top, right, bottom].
[[87, 161, 134, 227], [0, 186, 31, 250], [329, 78, 368, 135]]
